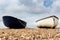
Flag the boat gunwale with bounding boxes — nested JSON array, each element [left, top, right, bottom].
[[36, 15, 59, 22]]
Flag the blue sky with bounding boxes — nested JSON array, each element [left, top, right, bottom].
[[0, 0, 60, 28]]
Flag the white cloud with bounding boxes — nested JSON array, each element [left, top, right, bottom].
[[0, 0, 59, 14], [0, 0, 60, 28], [0, 0, 55, 14]]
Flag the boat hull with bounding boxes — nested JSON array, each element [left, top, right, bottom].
[[36, 16, 58, 28], [3, 16, 27, 29]]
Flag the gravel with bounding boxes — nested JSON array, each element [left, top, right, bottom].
[[0, 28, 60, 40]]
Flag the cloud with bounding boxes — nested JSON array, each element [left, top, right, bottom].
[[18, 0, 57, 14], [19, 0, 36, 7], [0, 0, 60, 28], [0, 0, 56, 14], [0, 0, 59, 14]]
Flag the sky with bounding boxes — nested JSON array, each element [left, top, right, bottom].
[[0, 0, 60, 28]]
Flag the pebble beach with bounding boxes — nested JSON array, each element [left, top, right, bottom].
[[0, 28, 60, 40]]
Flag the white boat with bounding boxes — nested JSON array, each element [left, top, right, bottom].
[[35, 15, 59, 28]]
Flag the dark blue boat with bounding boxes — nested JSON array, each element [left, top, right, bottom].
[[3, 16, 27, 29]]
